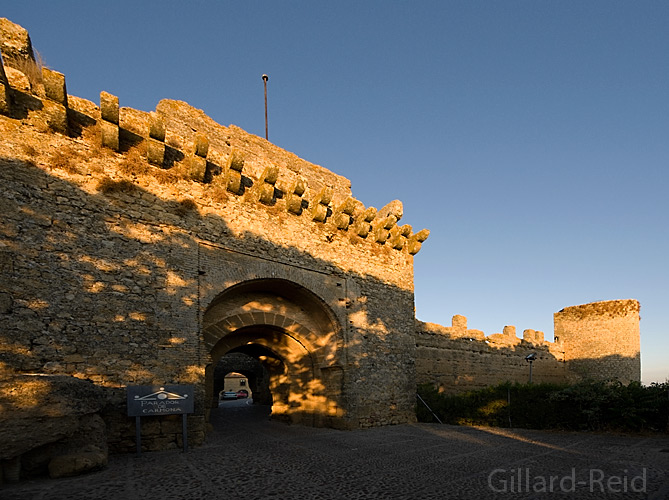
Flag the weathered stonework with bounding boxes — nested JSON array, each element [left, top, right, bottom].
[[554, 299, 641, 384], [0, 18, 641, 481]]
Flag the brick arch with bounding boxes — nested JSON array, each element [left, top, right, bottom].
[[204, 311, 316, 356], [203, 278, 345, 428]]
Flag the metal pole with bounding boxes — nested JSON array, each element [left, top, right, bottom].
[[135, 416, 142, 457], [262, 74, 269, 140], [182, 413, 188, 453], [529, 361, 533, 384], [416, 393, 443, 424]]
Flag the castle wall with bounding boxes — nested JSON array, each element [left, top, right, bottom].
[[415, 316, 575, 394], [554, 299, 641, 383], [0, 19, 428, 455], [416, 299, 642, 394]]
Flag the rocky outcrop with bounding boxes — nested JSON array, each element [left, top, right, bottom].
[[0, 373, 108, 482]]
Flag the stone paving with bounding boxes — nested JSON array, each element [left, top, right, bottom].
[[2, 399, 669, 499]]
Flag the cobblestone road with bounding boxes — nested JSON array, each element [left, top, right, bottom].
[[3, 399, 669, 499]]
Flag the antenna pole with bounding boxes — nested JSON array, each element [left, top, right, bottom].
[[262, 74, 269, 140]]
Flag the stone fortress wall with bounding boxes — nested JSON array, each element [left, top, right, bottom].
[[0, 17, 427, 453], [0, 18, 641, 481], [416, 298, 641, 394]]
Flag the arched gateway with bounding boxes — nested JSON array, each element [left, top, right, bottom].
[[203, 278, 345, 427]]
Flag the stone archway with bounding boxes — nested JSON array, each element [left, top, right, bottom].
[[213, 352, 271, 404], [203, 279, 346, 428]]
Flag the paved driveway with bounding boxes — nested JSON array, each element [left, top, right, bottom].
[[3, 400, 669, 499]]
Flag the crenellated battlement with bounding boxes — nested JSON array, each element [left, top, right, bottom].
[[0, 18, 429, 257], [417, 315, 552, 349]]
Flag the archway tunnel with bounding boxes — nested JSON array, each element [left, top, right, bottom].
[[213, 351, 271, 405], [203, 279, 347, 428]]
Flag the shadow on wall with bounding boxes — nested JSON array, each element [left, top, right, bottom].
[[0, 97, 417, 460]]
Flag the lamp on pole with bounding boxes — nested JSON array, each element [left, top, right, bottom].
[[262, 74, 269, 140], [525, 353, 537, 384]]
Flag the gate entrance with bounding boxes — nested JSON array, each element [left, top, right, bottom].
[[203, 279, 345, 427]]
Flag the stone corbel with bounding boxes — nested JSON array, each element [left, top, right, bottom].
[[353, 206, 377, 238], [225, 149, 244, 194], [311, 186, 333, 223], [333, 197, 358, 230], [372, 215, 397, 244], [407, 228, 430, 255], [286, 177, 307, 215], [258, 166, 279, 204]]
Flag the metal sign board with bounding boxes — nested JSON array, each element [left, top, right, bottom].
[[127, 385, 194, 417]]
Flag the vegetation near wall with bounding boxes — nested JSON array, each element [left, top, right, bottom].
[[417, 381, 669, 433]]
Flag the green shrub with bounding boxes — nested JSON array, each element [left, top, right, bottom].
[[417, 380, 669, 433]]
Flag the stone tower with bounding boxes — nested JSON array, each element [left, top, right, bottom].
[[553, 299, 641, 383]]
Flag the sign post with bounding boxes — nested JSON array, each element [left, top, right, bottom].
[[127, 385, 194, 456]]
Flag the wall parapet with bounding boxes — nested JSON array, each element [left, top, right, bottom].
[[0, 17, 429, 259], [417, 315, 551, 349]]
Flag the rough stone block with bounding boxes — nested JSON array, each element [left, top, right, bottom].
[[41, 68, 68, 106], [193, 134, 209, 158], [261, 166, 279, 185], [377, 199, 403, 221], [42, 99, 68, 135], [0, 82, 10, 116], [226, 170, 242, 194], [312, 203, 328, 223], [311, 187, 332, 222], [286, 194, 303, 215], [413, 228, 430, 242], [48, 448, 107, 478], [337, 197, 358, 216], [100, 120, 119, 151], [354, 219, 371, 238], [147, 138, 165, 167], [389, 232, 405, 250], [333, 212, 350, 230], [399, 224, 412, 237], [407, 238, 422, 255], [292, 177, 306, 197], [0, 52, 7, 85], [361, 206, 377, 222], [100, 91, 119, 124], [226, 150, 244, 172], [187, 155, 206, 181], [259, 183, 275, 205], [452, 315, 467, 330], [374, 226, 389, 244], [148, 111, 165, 141], [523, 329, 536, 343]]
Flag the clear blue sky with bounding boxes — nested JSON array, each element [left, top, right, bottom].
[[4, 1, 668, 384]]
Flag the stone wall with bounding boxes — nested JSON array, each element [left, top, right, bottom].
[[554, 299, 641, 384], [415, 316, 575, 394], [416, 299, 642, 394], [0, 18, 428, 465]]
